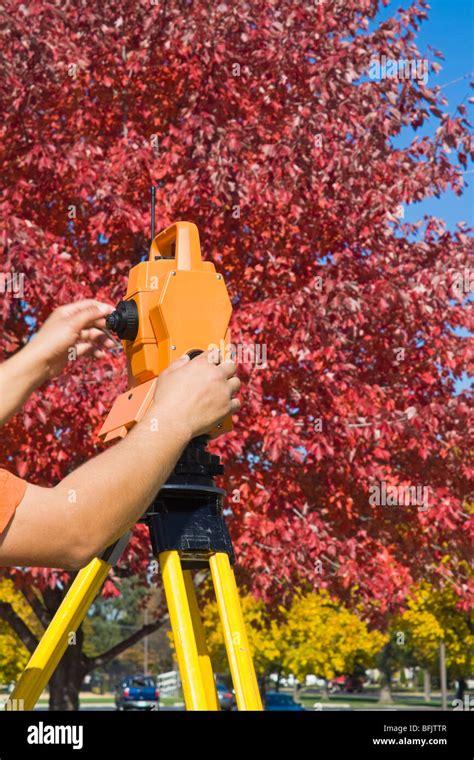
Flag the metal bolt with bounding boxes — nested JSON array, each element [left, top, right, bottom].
[[171, 271, 176, 276], [171, 345, 176, 350], [216, 274, 222, 280]]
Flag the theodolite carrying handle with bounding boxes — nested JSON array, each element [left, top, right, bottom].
[[150, 222, 204, 272]]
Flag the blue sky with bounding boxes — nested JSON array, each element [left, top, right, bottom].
[[375, 0, 473, 230], [373, 1, 473, 394]]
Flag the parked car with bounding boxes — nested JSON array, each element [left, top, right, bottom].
[[345, 675, 364, 693], [328, 675, 345, 693], [115, 675, 160, 711], [328, 675, 364, 694], [216, 681, 236, 711], [264, 692, 305, 711]]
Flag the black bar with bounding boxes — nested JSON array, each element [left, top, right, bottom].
[[150, 185, 156, 243]]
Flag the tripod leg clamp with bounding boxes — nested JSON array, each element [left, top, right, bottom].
[[147, 488, 234, 569]]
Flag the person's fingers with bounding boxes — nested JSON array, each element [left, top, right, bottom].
[[88, 315, 111, 330], [228, 377, 241, 397], [75, 342, 94, 358], [219, 360, 237, 379], [61, 300, 114, 330], [167, 354, 191, 372], [202, 348, 220, 365], [62, 299, 113, 316], [76, 342, 109, 360], [79, 328, 116, 349], [230, 397, 242, 413], [80, 327, 105, 342]]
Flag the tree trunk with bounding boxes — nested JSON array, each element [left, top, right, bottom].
[[48, 629, 87, 711], [379, 682, 393, 704], [259, 671, 267, 703], [36, 586, 84, 711], [49, 656, 86, 710], [378, 667, 394, 703], [439, 640, 448, 711], [455, 678, 466, 701], [378, 642, 394, 704], [275, 665, 283, 692], [321, 678, 329, 700], [423, 669, 431, 702]]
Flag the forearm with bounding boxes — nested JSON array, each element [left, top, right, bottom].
[[0, 349, 239, 570], [53, 404, 191, 561], [0, 343, 47, 425]]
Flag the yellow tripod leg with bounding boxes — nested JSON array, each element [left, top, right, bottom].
[[209, 552, 263, 710], [7, 534, 130, 711], [183, 570, 219, 710], [159, 551, 210, 710], [8, 557, 112, 711]]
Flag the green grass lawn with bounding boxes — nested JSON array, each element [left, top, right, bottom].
[[298, 690, 455, 710], [36, 693, 183, 706], [33, 687, 463, 711], [37, 695, 113, 704]]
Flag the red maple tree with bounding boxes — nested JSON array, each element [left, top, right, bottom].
[[0, 0, 472, 708]]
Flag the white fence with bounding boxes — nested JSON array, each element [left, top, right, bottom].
[[157, 671, 180, 695]]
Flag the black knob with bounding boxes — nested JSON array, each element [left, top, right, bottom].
[[187, 349, 203, 360], [106, 300, 139, 341]]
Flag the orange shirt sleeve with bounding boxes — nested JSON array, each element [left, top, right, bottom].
[[0, 468, 27, 534]]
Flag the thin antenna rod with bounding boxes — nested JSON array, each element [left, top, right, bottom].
[[150, 185, 156, 244]]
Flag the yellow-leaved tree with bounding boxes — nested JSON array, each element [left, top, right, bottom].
[[0, 579, 41, 686], [281, 590, 386, 683], [199, 587, 386, 688], [200, 592, 284, 677], [394, 581, 474, 699]]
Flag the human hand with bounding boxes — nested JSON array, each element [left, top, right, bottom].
[[27, 300, 116, 381], [151, 351, 241, 440]]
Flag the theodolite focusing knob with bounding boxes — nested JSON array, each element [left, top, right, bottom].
[[106, 300, 139, 341]]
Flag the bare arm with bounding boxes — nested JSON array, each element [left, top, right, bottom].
[[0, 353, 240, 569], [0, 342, 50, 426]]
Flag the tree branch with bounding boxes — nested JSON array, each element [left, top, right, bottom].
[[0, 602, 39, 654], [19, 587, 51, 630], [86, 614, 169, 672]]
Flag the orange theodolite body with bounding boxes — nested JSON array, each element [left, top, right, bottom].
[[99, 221, 233, 443]]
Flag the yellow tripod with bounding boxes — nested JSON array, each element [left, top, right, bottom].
[[9, 538, 262, 711]]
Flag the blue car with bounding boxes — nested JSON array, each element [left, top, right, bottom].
[[264, 692, 305, 711], [115, 675, 160, 711], [216, 681, 236, 711]]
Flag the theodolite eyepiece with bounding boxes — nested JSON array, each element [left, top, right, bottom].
[[106, 300, 139, 341]]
